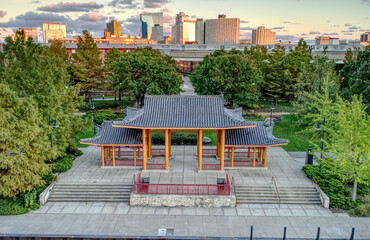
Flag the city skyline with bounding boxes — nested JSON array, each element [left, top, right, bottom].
[[0, 0, 369, 43]]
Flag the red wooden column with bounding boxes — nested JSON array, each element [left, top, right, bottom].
[[134, 146, 137, 167], [231, 146, 234, 168], [198, 129, 203, 171], [253, 146, 256, 168], [264, 147, 267, 168], [112, 146, 115, 167], [148, 130, 152, 157]]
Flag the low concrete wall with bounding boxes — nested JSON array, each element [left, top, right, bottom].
[[130, 191, 236, 207], [314, 185, 330, 208]]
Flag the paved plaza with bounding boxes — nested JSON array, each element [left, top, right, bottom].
[[1, 145, 370, 238]]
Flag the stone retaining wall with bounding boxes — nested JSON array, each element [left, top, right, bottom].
[[130, 190, 236, 207]]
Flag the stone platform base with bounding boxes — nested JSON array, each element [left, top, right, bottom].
[[130, 192, 236, 207]]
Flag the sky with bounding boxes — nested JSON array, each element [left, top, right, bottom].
[[0, 0, 369, 43]]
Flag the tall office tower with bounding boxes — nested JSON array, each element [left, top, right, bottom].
[[42, 22, 66, 43], [14, 28, 39, 43], [195, 19, 205, 44], [252, 26, 276, 45], [360, 32, 370, 43], [151, 24, 163, 42], [172, 12, 195, 44], [107, 20, 121, 36], [140, 12, 163, 39], [204, 15, 240, 44]]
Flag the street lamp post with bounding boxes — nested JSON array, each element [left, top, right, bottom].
[[91, 99, 96, 135], [49, 115, 59, 148], [315, 117, 326, 171], [270, 100, 275, 126]]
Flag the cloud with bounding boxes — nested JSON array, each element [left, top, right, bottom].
[[78, 12, 107, 22], [322, 32, 339, 36], [161, 8, 172, 13], [361, 0, 370, 5], [0, 10, 7, 18], [348, 26, 360, 30], [344, 23, 352, 26], [31, 0, 41, 3], [309, 31, 321, 34], [163, 14, 173, 24], [108, 0, 138, 9], [282, 21, 299, 24], [144, 0, 171, 9], [344, 33, 353, 35], [240, 20, 249, 24], [272, 27, 284, 30], [240, 27, 254, 31], [122, 15, 140, 35], [331, 25, 339, 27], [0, 11, 69, 28], [301, 33, 308, 36], [37, 2, 104, 12], [276, 34, 300, 42]]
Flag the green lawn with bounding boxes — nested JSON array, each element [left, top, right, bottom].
[[273, 114, 317, 152], [203, 133, 216, 146], [75, 127, 95, 148], [256, 100, 296, 112]]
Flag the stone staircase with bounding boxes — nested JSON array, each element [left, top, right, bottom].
[[235, 185, 322, 205], [48, 183, 132, 202]]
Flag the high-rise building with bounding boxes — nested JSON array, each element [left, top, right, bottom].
[[14, 28, 39, 43], [107, 20, 121, 36], [42, 22, 66, 43], [252, 26, 276, 45], [172, 12, 195, 44], [152, 24, 163, 42], [360, 32, 370, 42], [203, 15, 239, 44], [195, 19, 205, 44], [315, 36, 339, 45], [140, 12, 163, 39]]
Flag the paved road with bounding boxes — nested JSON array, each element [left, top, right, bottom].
[[180, 76, 196, 96]]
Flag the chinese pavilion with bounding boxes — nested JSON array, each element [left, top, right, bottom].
[[80, 95, 289, 171]]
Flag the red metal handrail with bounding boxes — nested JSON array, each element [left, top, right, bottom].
[[128, 174, 136, 205], [136, 174, 230, 195], [43, 173, 58, 204], [312, 177, 325, 207], [271, 176, 280, 208], [232, 176, 237, 207]]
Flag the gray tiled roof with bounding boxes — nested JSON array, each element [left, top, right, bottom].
[[115, 95, 254, 129], [225, 122, 289, 146], [79, 121, 142, 146]]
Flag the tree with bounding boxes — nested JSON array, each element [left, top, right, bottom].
[[72, 30, 105, 102], [340, 49, 370, 111], [112, 47, 182, 106], [323, 95, 370, 201], [0, 31, 85, 197], [262, 44, 287, 102], [193, 49, 263, 107], [104, 48, 123, 100]]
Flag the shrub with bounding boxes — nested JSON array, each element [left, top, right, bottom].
[[151, 133, 198, 145], [79, 100, 124, 111], [349, 196, 370, 217], [53, 155, 74, 172], [66, 147, 83, 157], [302, 164, 361, 209], [0, 197, 30, 215], [84, 109, 126, 125]]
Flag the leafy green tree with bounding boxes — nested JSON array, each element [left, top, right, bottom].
[[193, 49, 262, 107], [72, 30, 105, 102], [0, 31, 85, 197], [340, 49, 370, 111], [104, 48, 123, 100], [323, 95, 370, 201], [112, 47, 182, 106], [343, 47, 361, 64], [49, 39, 69, 61]]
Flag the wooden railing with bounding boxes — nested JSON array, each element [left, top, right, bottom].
[[271, 176, 281, 208]]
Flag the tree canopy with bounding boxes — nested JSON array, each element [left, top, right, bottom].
[[193, 49, 263, 107], [111, 47, 182, 106], [0, 31, 85, 197]]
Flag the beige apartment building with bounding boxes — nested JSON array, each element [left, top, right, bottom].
[[252, 26, 276, 45], [42, 22, 66, 43]]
